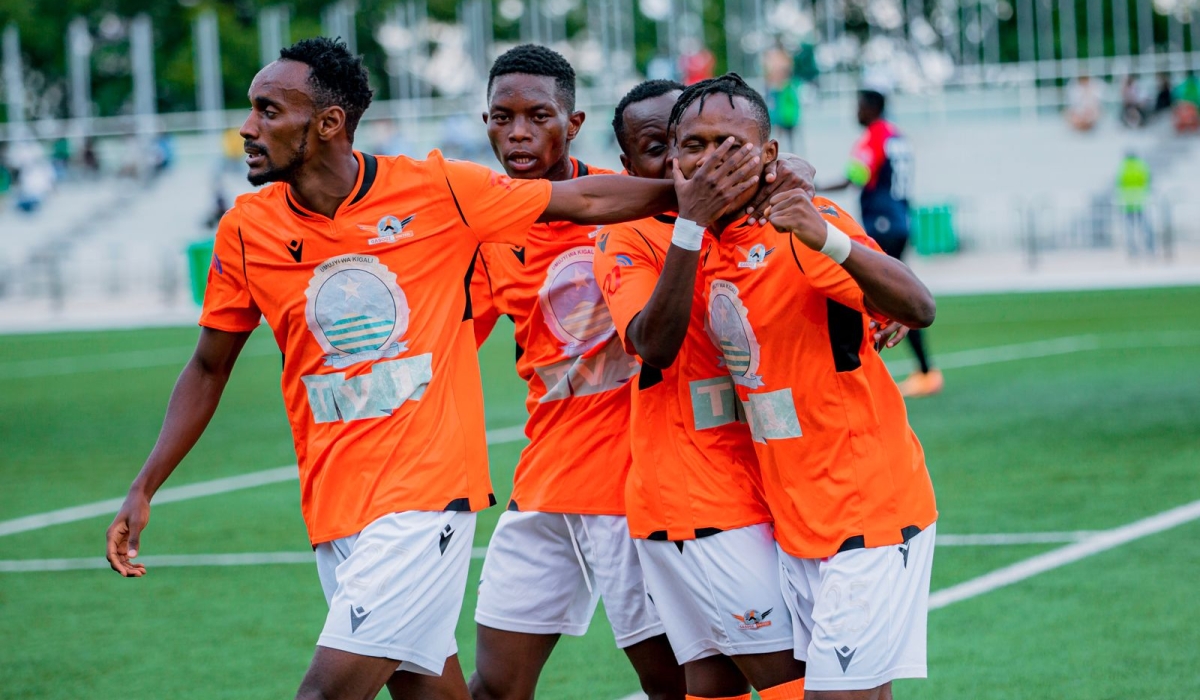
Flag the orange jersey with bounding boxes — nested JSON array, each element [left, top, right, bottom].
[[701, 198, 937, 559], [470, 160, 637, 515], [200, 150, 552, 545], [594, 214, 771, 540]]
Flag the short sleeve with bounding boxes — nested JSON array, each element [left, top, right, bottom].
[[594, 225, 664, 356], [198, 210, 262, 332], [789, 200, 880, 314], [442, 158, 553, 245]]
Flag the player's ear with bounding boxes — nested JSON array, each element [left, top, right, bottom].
[[619, 152, 632, 174], [481, 111, 489, 124], [762, 138, 779, 166], [315, 105, 347, 142], [566, 111, 585, 141]]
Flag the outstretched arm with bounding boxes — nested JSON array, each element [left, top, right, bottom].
[[105, 327, 253, 577], [539, 175, 676, 225], [769, 190, 936, 328], [628, 141, 761, 368]]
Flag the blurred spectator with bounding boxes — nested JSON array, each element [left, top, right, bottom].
[[152, 133, 175, 175], [1115, 151, 1153, 256], [8, 140, 56, 214], [1172, 71, 1200, 133], [51, 137, 72, 180], [1066, 75, 1103, 131], [681, 46, 715, 85], [1154, 73, 1174, 114], [764, 41, 803, 153], [1119, 75, 1149, 128], [81, 138, 101, 176]]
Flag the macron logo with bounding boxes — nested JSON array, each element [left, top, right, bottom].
[[350, 604, 371, 633]]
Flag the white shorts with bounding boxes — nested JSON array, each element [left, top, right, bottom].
[[779, 522, 936, 691], [634, 523, 795, 664], [314, 510, 477, 677], [476, 511, 664, 648]]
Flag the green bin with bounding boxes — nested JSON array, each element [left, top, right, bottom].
[[911, 203, 958, 255], [187, 240, 215, 306]]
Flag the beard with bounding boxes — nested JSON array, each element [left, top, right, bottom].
[[246, 133, 308, 187]]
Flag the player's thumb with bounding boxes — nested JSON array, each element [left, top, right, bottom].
[[127, 524, 143, 559]]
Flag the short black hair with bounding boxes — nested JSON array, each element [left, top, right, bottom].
[[667, 73, 771, 142], [859, 89, 886, 115], [487, 44, 576, 112], [279, 37, 373, 142], [612, 79, 685, 152]]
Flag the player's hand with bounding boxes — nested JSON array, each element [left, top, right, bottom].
[[106, 493, 150, 577], [871, 320, 909, 351], [766, 189, 827, 250], [673, 138, 760, 227], [745, 155, 816, 224]]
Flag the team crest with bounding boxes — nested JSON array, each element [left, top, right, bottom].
[[705, 279, 763, 388], [539, 246, 614, 357], [736, 243, 774, 269], [369, 214, 415, 245], [732, 608, 773, 630], [304, 254, 410, 369]]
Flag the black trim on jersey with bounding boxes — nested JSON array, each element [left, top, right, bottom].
[[826, 299, 864, 372], [462, 245, 479, 321], [631, 229, 661, 266], [285, 192, 311, 218], [837, 525, 923, 553], [511, 246, 526, 264], [507, 500, 520, 511], [236, 226, 250, 286], [638, 364, 663, 390], [647, 527, 723, 542], [787, 232, 805, 272], [577, 161, 590, 177], [445, 494, 497, 511], [349, 152, 378, 206], [653, 214, 677, 225], [444, 176, 470, 227]]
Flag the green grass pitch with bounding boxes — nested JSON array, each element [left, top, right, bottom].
[[1, 286, 1198, 699]]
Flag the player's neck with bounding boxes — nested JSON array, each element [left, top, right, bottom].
[[543, 154, 575, 183], [288, 148, 360, 219]]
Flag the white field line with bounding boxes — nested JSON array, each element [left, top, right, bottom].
[[884, 330, 1200, 376], [935, 531, 1099, 546], [928, 498, 1200, 609], [0, 343, 279, 380], [0, 531, 1112, 572], [0, 427, 528, 538], [7, 330, 1196, 382], [0, 547, 493, 573]]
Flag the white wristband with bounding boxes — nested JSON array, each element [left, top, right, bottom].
[[819, 221, 853, 264], [671, 217, 705, 252]]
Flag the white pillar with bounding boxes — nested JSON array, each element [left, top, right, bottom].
[[259, 6, 290, 67], [67, 18, 93, 139], [130, 14, 157, 140], [2, 23, 27, 140], [194, 10, 224, 132]]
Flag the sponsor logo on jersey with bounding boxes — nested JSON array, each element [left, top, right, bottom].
[[369, 214, 416, 245], [736, 243, 774, 269], [705, 279, 763, 388], [539, 246, 615, 357], [732, 608, 773, 630], [304, 254, 411, 369]]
